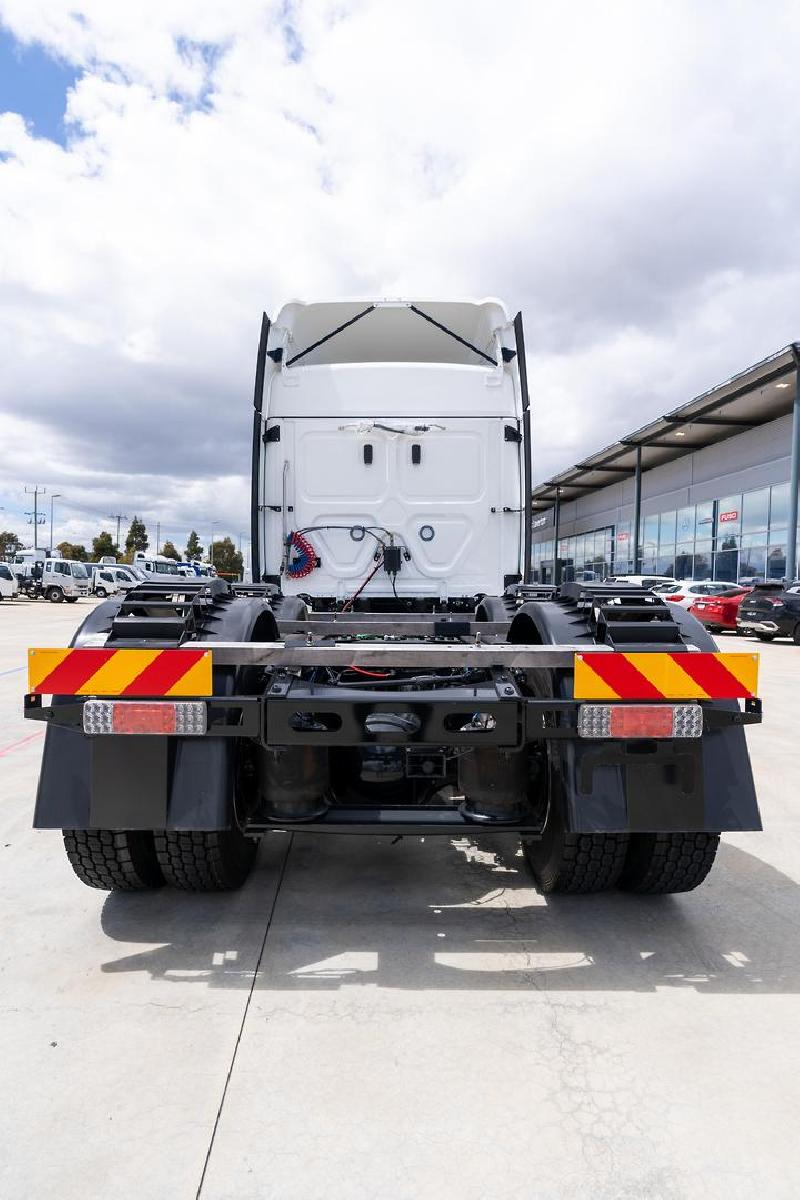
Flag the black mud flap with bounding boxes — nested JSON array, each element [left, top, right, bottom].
[[32, 592, 275, 832], [554, 711, 761, 834]]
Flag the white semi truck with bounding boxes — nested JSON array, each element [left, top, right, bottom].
[[26, 300, 763, 896]]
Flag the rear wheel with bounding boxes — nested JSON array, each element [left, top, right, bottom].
[[63, 830, 164, 891], [524, 806, 629, 894], [618, 832, 719, 894], [756, 633, 775, 642], [154, 829, 257, 891]]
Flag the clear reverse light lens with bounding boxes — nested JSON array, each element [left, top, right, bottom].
[[578, 703, 703, 739]]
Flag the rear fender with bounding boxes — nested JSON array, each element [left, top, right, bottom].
[[510, 599, 762, 833], [33, 598, 278, 831]]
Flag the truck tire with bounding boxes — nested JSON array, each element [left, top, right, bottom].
[[524, 809, 629, 894], [63, 829, 164, 890], [95, 586, 107, 597], [65, 596, 79, 603], [153, 829, 257, 891], [47, 587, 64, 603], [618, 832, 719, 894]]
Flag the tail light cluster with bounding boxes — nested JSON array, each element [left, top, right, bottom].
[[83, 700, 207, 736], [578, 704, 703, 739]]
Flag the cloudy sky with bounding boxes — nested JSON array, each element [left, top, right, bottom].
[[1, 0, 799, 556]]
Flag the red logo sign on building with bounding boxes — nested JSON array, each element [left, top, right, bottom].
[[719, 510, 739, 524]]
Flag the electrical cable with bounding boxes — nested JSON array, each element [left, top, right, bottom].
[[341, 553, 385, 612]]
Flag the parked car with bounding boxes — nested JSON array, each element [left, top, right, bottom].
[[736, 581, 800, 643], [688, 586, 751, 632], [654, 580, 736, 610], [608, 574, 677, 590], [0, 561, 19, 599]]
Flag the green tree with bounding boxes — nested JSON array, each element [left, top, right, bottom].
[[92, 531, 118, 561], [185, 530, 203, 562], [56, 541, 88, 561], [161, 540, 180, 561], [210, 537, 243, 578], [124, 516, 148, 560], [0, 530, 22, 558]]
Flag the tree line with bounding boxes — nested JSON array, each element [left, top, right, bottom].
[[0, 518, 243, 577]]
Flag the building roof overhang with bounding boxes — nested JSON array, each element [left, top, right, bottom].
[[532, 344, 798, 512]]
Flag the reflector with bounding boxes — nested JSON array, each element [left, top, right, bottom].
[[113, 703, 176, 735], [609, 706, 673, 738]]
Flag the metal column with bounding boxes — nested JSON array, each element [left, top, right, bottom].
[[786, 347, 800, 583], [632, 445, 642, 574], [553, 487, 561, 585]]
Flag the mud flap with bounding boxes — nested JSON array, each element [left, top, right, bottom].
[[555, 713, 760, 833]]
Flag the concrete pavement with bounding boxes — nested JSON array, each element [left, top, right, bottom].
[[1, 597, 799, 1199]]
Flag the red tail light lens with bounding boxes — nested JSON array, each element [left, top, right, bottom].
[[609, 706, 674, 738], [113, 703, 177, 734]]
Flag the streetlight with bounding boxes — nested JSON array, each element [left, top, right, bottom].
[[50, 494, 62, 554], [209, 522, 220, 566]]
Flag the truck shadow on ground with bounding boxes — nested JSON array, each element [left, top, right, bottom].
[[100, 833, 800, 994]]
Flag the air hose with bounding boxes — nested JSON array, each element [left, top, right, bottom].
[[285, 530, 317, 579]]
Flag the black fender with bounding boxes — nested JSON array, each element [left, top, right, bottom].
[[510, 599, 761, 834], [475, 594, 514, 623], [33, 596, 278, 832]]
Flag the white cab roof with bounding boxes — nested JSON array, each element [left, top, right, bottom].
[[269, 299, 512, 367]]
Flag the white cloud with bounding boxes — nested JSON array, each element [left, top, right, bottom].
[[1, 0, 799, 551]]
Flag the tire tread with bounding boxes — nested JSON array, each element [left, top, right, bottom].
[[619, 832, 719, 894], [63, 829, 163, 890]]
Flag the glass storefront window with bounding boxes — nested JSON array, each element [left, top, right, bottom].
[[659, 510, 676, 548], [770, 483, 789, 528], [694, 541, 712, 580], [742, 488, 769, 534], [642, 514, 659, 563], [675, 543, 693, 579], [740, 536, 766, 581], [676, 506, 694, 542], [716, 495, 741, 536], [715, 538, 739, 582], [695, 501, 714, 538], [767, 535, 786, 580]]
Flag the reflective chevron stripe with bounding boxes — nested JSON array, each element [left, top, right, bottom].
[[28, 648, 212, 697], [573, 651, 758, 700]]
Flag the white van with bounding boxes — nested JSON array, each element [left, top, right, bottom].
[[40, 559, 91, 603], [0, 562, 19, 599]]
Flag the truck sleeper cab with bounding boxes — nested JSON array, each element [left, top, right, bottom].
[[26, 299, 763, 898]]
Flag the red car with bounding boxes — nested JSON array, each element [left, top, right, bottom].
[[689, 586, 752, 632]]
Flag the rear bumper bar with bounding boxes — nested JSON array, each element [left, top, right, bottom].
[[25, 687, 763, 747]]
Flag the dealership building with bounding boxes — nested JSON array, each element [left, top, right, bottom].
[[530, 343, 800, 586]]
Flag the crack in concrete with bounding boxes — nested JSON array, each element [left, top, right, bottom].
[[195, 833, 294, 1199]]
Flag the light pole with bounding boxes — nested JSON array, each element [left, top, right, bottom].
[[209, 522, 220, 566], [49, 493, 62, 554]]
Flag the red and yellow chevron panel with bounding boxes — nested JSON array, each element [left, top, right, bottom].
[[574, 651, 758, 701], [28, 647, 212, 697]]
